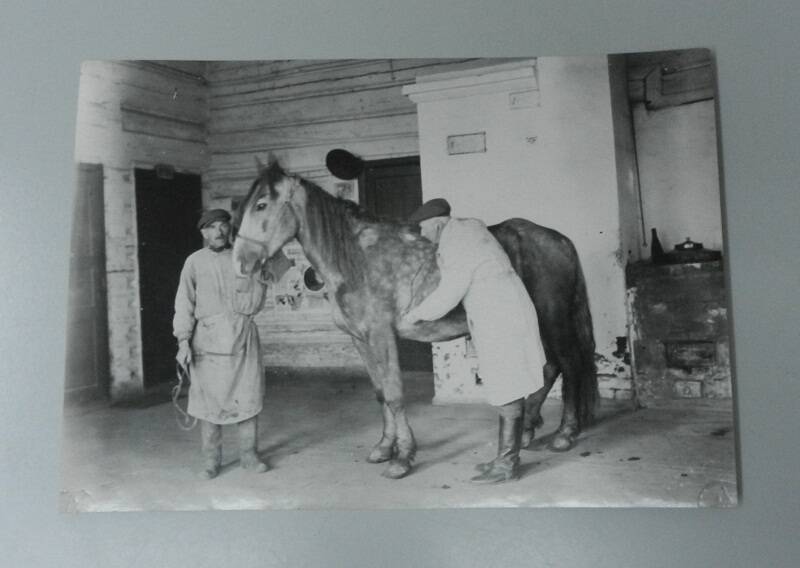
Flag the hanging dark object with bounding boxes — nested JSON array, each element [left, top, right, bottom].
[[326, 149, 364, 180]]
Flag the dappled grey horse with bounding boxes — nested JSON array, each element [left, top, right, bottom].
[[233, 159, 597, 479]]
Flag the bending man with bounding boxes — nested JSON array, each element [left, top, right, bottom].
[[402, 199, 545, 483]]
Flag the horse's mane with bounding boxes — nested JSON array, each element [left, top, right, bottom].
[[300, 176, 370, 285]]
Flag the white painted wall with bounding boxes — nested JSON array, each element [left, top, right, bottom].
[[634, 99, 723, 254], [406, 57, 629, 386], [532, 56, 628, 363]]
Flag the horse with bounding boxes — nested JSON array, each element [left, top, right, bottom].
[[233, 159, 597, 479]]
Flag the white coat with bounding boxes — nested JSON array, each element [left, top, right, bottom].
[[173, 247, 267, 424], [409, 218, 544, 406]]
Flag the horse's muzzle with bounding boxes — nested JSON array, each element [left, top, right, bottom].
[[232, 240, 263, 277]]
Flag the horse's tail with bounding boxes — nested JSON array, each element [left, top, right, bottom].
[[569, 258, 598, 429]]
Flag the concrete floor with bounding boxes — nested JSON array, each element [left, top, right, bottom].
[[60, 369, 738, 511]]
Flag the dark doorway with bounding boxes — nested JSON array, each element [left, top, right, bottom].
[[360, 157, 425, 221], [65, 163, 110, 401], [359, 157, 432, 371], [135, 168, 203, 389]]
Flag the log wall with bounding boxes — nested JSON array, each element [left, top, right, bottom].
[[74, 60, 208, 399], [204, 59, 518, 366]]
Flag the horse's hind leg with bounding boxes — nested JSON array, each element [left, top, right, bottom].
[[550, 346, 586, 452], [353, 338, 397, 464], [521, 361, 559, 448]]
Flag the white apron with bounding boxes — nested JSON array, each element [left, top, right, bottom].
[[173, 248, 267, 424]]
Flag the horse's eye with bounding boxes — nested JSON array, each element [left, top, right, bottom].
[[255, 202, 267, 211]]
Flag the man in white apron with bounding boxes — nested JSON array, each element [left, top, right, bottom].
[[402, 199, 545, 483], [174, 209, 269, 479]]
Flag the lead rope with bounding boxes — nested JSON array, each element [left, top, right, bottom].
[[172, 363, 198, 431]]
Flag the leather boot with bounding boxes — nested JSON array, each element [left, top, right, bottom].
[[199, 420, 222, 480], [238, 416, 269, 473], [474, 397, 525, 474], [470, 398, 523, 484], [474, 413, 505, 474]]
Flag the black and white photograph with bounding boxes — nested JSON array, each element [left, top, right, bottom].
[[60, 53, 738, 511]]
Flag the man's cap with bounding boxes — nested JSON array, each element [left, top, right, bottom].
[[407, 198, 451, 223], [197, 208, 231, 230]]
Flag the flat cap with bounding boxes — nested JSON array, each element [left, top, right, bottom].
[[407, 198, 451, 223], [197, 208, 231, 230]]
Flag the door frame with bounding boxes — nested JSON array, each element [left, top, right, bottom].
[[64, 162, 110, 403]]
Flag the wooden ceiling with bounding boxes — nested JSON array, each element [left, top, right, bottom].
[[623, 48, 712, 81]]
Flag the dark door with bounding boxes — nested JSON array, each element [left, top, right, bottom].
[[135, 169, 203, 389], [65, 163, 110, 401], [360, 157, 425, 221], [359, 157, 432, 371]]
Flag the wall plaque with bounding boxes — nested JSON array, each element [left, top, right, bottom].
[[447, 132, 486, 155]]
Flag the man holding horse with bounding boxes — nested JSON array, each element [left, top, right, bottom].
[[402, 198, 545, 484], [173, 208, 270, 479]]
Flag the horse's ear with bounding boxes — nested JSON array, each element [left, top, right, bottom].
[[266, 152, 280, 169], [255, 156, 265, 173]]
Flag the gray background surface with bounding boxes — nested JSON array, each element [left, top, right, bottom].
[[1, 1, 798, 566]]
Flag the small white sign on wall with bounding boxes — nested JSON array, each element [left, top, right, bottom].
[[509, 89, 540, 109], [447, 132, 486, 155]]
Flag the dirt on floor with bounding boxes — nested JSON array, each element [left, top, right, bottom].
[[59, 368, 738, 511]]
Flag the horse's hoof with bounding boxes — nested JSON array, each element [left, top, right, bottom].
[[521, 430, 533, 449], [198, 465, 220, 480], [367, 445, 393, 463], [520, 416, 543, 449], [381, 460, 411, 479], [548, 433, 576, 452]]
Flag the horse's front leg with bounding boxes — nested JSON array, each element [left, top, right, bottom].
[[368, 400, 397, 463], [370, 327, 415, 479], [352, 337, 398, 465], [383, 397, 415, 479]]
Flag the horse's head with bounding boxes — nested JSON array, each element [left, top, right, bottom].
[[233, 157, 301, 277]]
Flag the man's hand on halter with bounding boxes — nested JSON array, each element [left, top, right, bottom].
[[176, 339, 192, 369]]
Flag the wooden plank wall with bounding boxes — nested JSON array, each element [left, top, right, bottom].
[[204, 59, 517, 366], [204, 59, 520, 196], [74, 60, 208, 399]]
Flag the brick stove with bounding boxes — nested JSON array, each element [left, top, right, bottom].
[[626, 260, 732, 402]]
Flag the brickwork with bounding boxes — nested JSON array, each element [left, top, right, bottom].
[[626, 261, 731, 403]]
